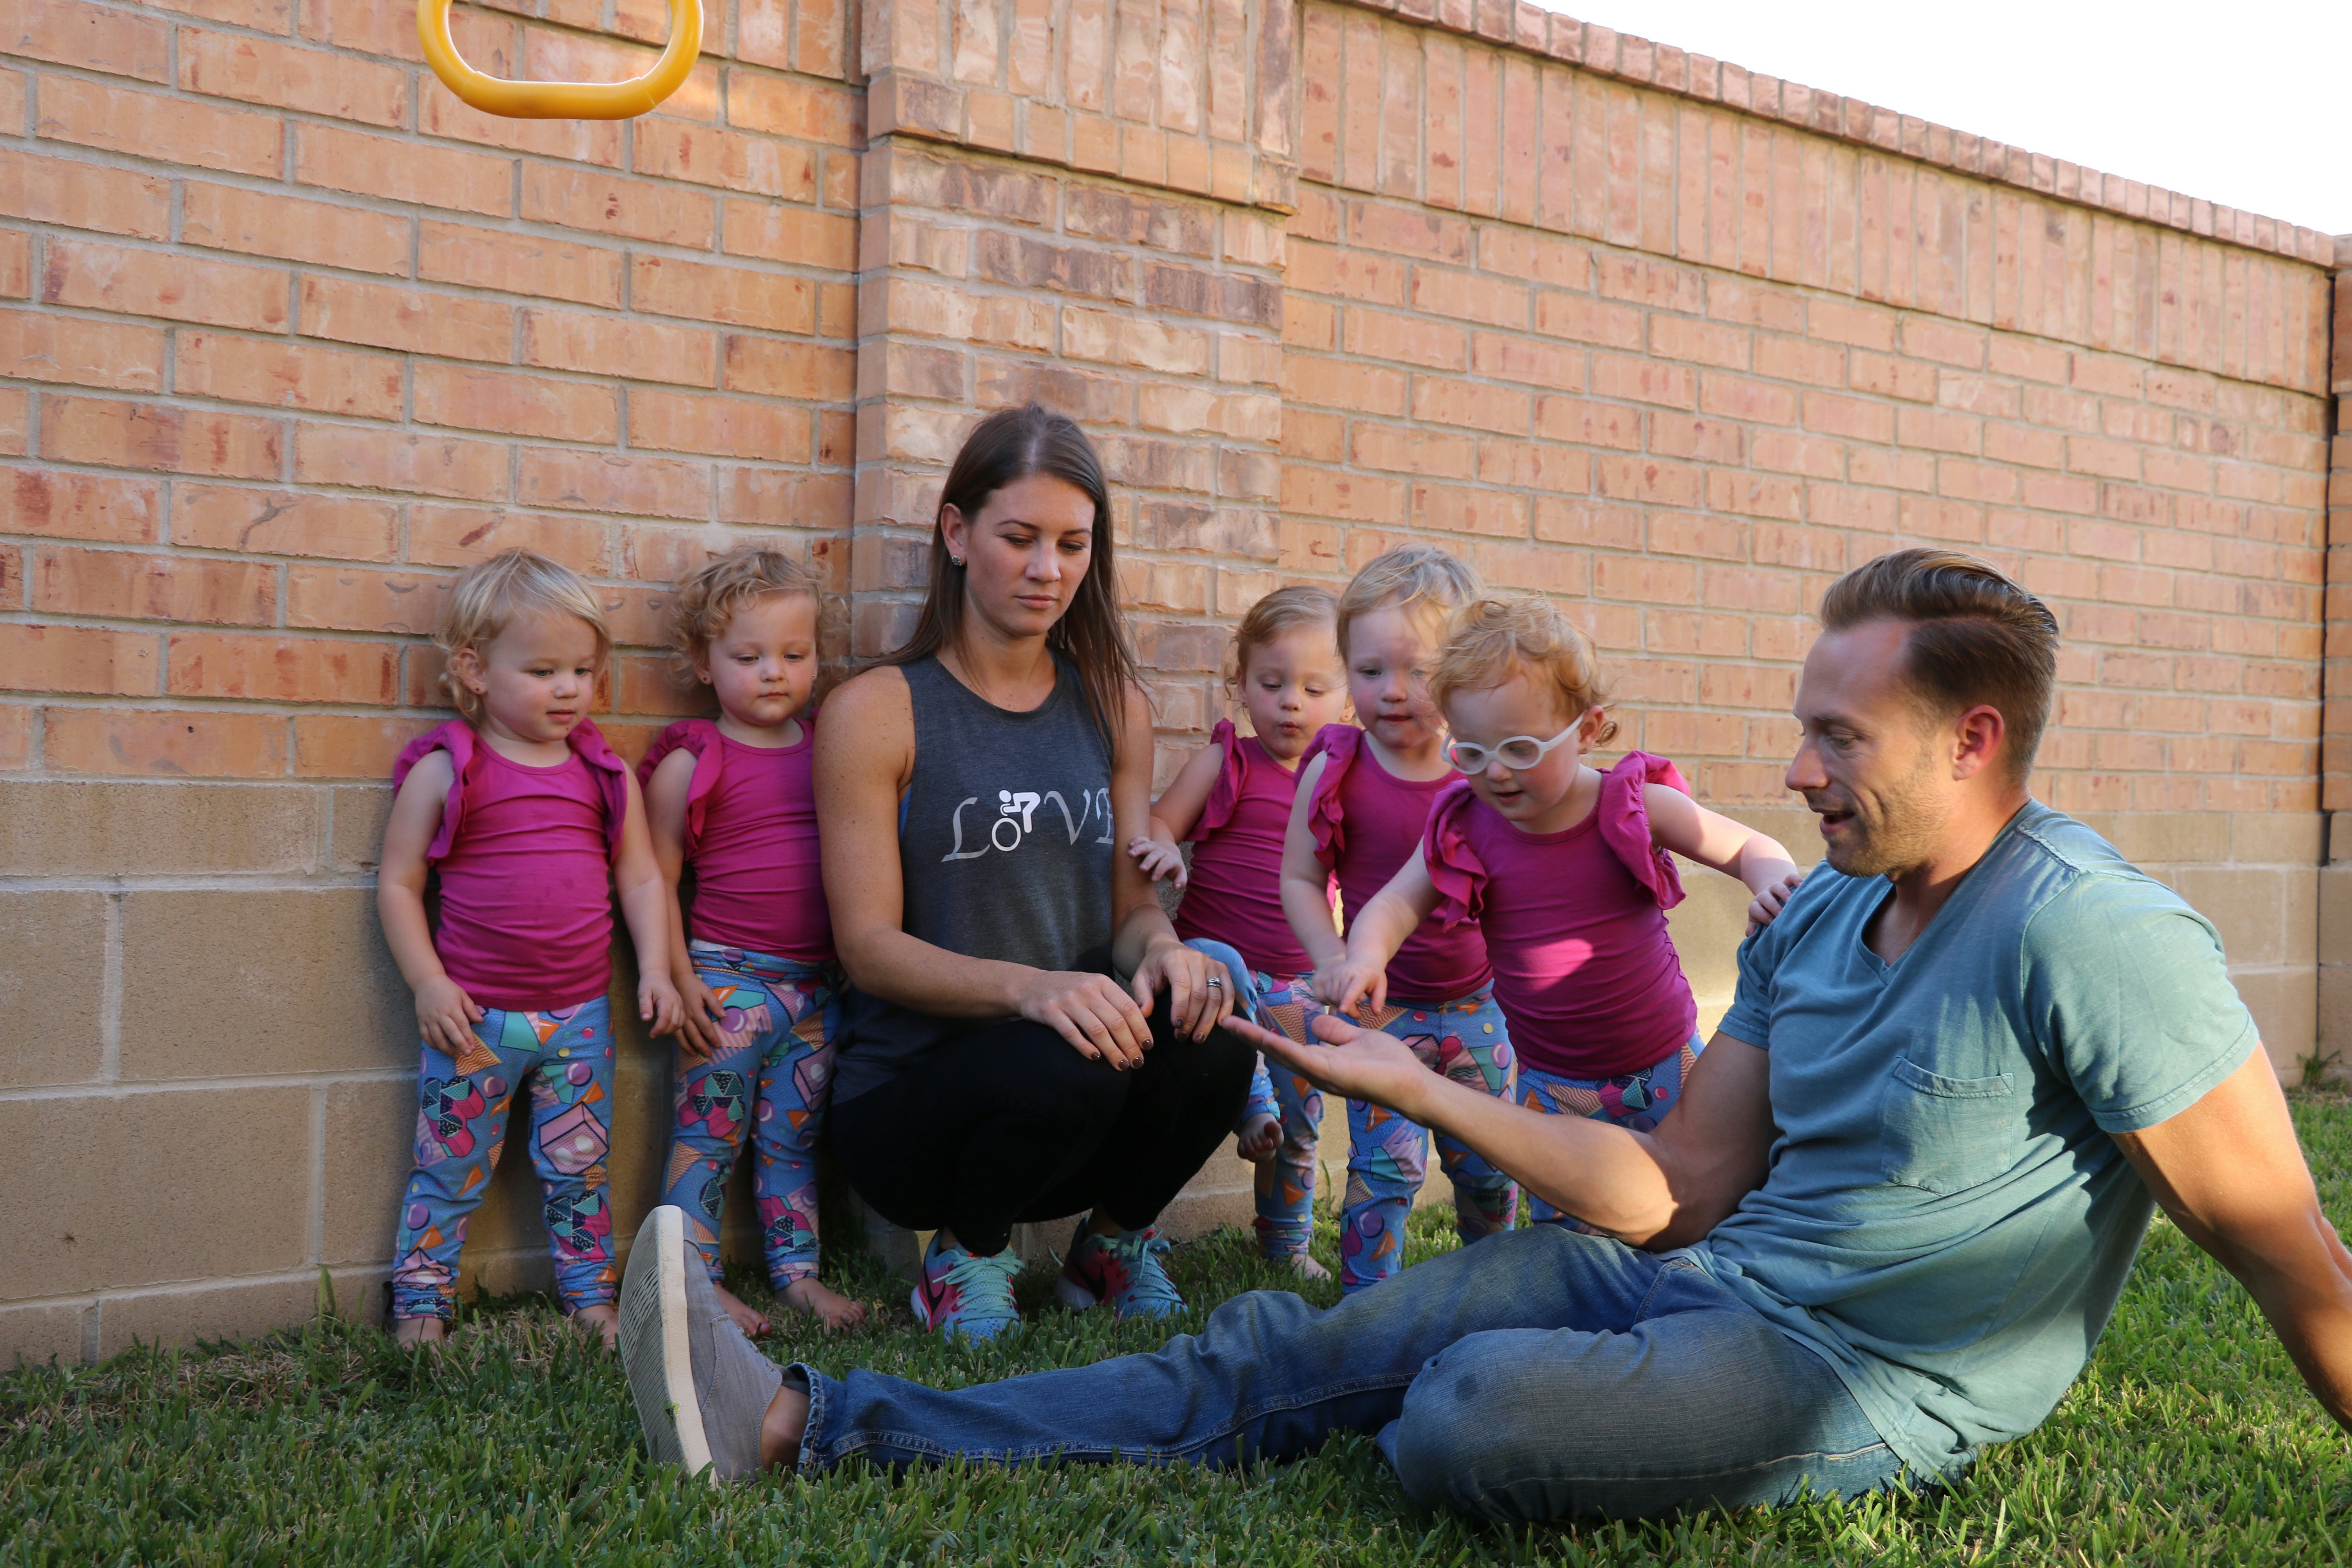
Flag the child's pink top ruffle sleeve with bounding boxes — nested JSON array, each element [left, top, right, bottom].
[[394, 717, 630, 867], [637, 718, 724, 859], [1598, 751, 1690, 911], [1187, 718, 1249, 842], [1298, 722, 1361, 865]]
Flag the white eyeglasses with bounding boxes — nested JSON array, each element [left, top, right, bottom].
[[1445, 725, 1580, 774]]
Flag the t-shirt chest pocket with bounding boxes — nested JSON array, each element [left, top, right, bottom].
[[1877, 1056, 2017, 1195]]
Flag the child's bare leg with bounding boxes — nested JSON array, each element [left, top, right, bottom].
[[711, 1279, 773, 1338], [781, 1276, 868, 1331], [569, 1302, 620, 1350], [392, 1315, 448, 1348]]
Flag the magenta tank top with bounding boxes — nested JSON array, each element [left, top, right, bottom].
[[639, 718, 831, 963], [393, 718, 626, 1013], [1172, 720, 1314, 978], [1302, 724, 1490, 1001], [1425, 755, 1697, 1077]]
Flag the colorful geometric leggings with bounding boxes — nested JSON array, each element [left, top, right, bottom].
[[390, 996, 617, 1321], [658, 943, 842, 1290], [1188, 940, 1324, 1261], [1256, 984, 1519, 1293], [1517, 1034, 1706, 1229]]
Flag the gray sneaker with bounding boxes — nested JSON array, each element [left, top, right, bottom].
[[618, 1204, 784, 1481]]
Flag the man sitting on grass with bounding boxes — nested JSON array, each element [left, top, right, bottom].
[[615, 548, 2352, 1523]]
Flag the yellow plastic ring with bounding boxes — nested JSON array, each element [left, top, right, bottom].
[[419, 0, 702, 120]]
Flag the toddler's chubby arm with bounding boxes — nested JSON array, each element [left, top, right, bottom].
[[377, 752, 483, 1055], [1276, 752, 1348, 977], [1644, 786, 1804, 928], [642, 747, 726, 1059], [612, 768, 685, 1038], [1314, 850, 1439, 1018], [1127, 739, 1224, 887]]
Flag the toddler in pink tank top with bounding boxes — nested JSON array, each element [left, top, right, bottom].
[[1320, 595, 1803, 1229], [378, 550, 683, 1350], [1277, 547, 1519, 1293], [641, 548, 866, 1336], [1127, 586, 1348, 1275]]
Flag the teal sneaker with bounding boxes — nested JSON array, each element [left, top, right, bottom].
[[1054, 1221, 1185, 1320], [909, 1233, 1024, 1343]]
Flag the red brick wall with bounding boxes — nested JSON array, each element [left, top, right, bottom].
[[0, 0, 2336, 1359]]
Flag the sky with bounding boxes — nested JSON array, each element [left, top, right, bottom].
[[1543, 0, 2350, 237]]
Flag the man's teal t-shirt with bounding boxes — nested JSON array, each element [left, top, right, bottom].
[[1697, 800, 2257, 1479]]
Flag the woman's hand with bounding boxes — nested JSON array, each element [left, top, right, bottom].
[[1222, 1012, 1433, 1118], [1746, 864, 1806, 929], [671, 971, 729, 1060], [1311, 955, 1388, 1019], [1017, 969, 1154, 1069], [1132, 938, 1234, 1043], [414, 975, 486, 1057], [1126, 833, 1188, 887]]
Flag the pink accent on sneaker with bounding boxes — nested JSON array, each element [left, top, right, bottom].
[[1054, 1222, 1185, 1320]]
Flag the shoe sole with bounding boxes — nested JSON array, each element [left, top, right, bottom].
[[1052, 1273, 1102, 1313], [619, 1205, 714, 1478]]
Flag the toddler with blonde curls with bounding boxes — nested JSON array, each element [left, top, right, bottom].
[[1318, 595, 1803, 1227], [639, 546, 866, 1334]]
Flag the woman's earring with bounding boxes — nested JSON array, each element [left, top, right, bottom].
[[949, 554, 965, 568]]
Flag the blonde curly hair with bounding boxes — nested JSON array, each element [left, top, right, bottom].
[[434, 549, 610, 724], [1430, 595, 1619, 748], [666, 546, 824, 669], [1334, 544, 1482, 658]]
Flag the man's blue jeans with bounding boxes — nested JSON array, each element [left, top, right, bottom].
[[790, 1224, 1911, 1522]]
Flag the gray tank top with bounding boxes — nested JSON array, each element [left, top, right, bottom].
[[833, 653, 1117, 1102]]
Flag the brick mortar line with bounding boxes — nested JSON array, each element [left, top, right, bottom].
[[0, 1066, 413, 1104], [5, 1263, 397, 1319], [1320, 0, 2335, 266]]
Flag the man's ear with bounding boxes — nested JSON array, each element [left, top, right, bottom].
[[1948, 703, 2007, 781]]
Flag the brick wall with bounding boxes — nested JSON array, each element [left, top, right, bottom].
[[0, 0, 2339, 1362]]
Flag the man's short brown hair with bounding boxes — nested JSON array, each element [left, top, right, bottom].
[[1819, 548, 2060, 783]]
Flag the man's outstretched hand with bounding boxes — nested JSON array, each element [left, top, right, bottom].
[[1221, 1012, 1433, 1117]]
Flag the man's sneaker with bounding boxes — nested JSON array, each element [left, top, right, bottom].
[[617, 1204, 784, 1481], [910, 1233, 1024, 1342], [1054, 1221, 1186, 1320]]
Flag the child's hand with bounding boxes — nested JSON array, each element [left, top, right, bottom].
[[1126, 833, 1187, 887], [1312, 956, 1387, 1020], [414, 976, 485, 1056], [671, 971, 728, 1060], [1234, 1111, 1281, 1162], [639, 971, 685, 1039], [1747, 864, 1807, 929]]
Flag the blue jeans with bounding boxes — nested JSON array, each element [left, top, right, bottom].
[[790, 1224, 1909, 1522]]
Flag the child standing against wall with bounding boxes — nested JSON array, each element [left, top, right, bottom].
[[639, 548, 866, 1336], [1280, 546, 1517, 1292], [1128, 586, 1351, 1277], [379, 549, 682, 1348]]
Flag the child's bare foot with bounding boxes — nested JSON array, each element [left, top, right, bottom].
[[1234, 1112, 1281, 1163], [1277, 1251, 1332, 1282], [713, 1280, 773, 1339], [570, 1303, 621, 1350], [392, 1315, 448, 1348], [782, 1276, 868, 1331]]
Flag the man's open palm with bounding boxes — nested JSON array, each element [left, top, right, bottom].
[[1221, 1012, 1430, 1111]]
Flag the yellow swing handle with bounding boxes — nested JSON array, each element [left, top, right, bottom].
[[419, 0, 702, 119]]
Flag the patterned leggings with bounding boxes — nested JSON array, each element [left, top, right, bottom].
[[658, 943, 842, 1289], [1518, 1034, 1706, 1229], [390, 996, 617, 1321], [1256, 984, 1519, 1293], [1188, 941, 1325, 1261]]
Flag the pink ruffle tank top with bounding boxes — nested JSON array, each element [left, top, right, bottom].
[[1424, 752, 1697, 1078], [392, 718, 629, 1013], [1302, 723, 1490, 1002], [1172, 719, 1315, 979], [638, 717, 831, 963]]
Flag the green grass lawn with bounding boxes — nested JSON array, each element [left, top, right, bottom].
[[7, 1094, 2350, 1566]]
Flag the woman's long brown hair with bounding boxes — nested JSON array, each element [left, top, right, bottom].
[[882, 403, 1140, 746]]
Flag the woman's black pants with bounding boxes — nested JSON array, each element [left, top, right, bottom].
[[830, 953, 1256, 1256]]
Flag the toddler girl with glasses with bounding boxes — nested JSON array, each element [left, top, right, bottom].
[[1316, 596, 1802, 1228]]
